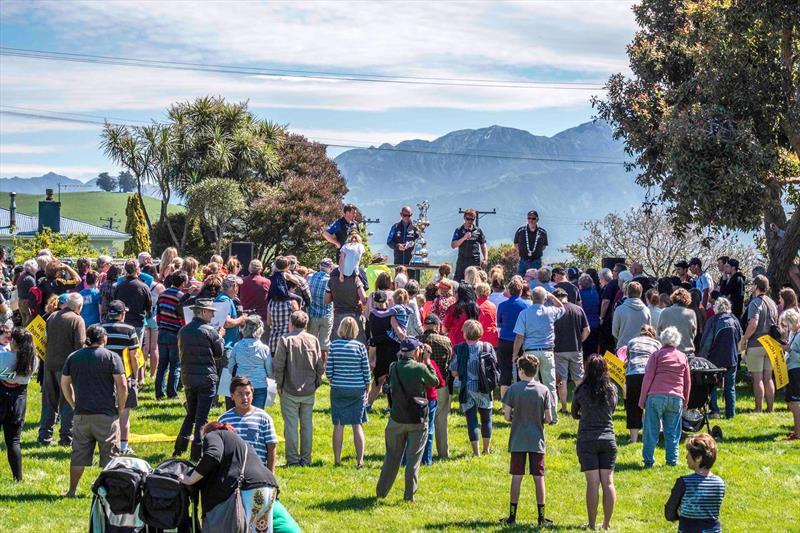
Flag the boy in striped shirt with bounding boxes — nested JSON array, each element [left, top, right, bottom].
[[665, 433, 726, 533], [219, 375, 278, 472]]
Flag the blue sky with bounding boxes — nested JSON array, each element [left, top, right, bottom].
[[0, 0, 638, 180]]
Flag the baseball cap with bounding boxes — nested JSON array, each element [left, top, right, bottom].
[[423, 314, 440, 325], [320, 258, 333, 270], [527, 210, 539, 218], [674, 260, 689, 269], [107, 300, 128, 317], [399, 338, 422, 353], [58, 293, 69, 306], [221, 274, 243, 289]]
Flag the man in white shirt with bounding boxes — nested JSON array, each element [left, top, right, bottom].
[[689, 257, 714, 309]]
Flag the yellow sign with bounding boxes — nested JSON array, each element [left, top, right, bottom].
[[758, 335, 789, 390], [604, 350, 626, 392], [27, 315, 47, 360], [122, 347, 145, 377]]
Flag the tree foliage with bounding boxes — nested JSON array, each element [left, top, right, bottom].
[[594, 0, 800, 293], [186, 178, 244, 256], [96, 172, 118, 192], [245, 134, 348, 264], [117, 171, 136, 193], [560, 243, 600, 271], [12, 228, 99, 263], [486, 243, 519, 282], [152, 212, 208, 260], [573, 206, 760, 279], [123, 193, 151, 256]]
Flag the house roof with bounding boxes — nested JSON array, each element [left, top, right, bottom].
[[0, 208, 131, 239]]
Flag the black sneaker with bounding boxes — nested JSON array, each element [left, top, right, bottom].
[[499, 516, 516, 525], [538, 517, 554, 527], [57, 440, 72, 447]]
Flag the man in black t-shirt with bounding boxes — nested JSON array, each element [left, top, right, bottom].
[[514, 210, 548, 275], [451, 208, 487, 282], [60, 325, 127, 497], [552, 267, 581, 304], [552, 288, 590, 414]]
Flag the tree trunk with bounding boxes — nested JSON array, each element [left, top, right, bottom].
[[160, 188, 180, 250], [763, 179, 800, 297]]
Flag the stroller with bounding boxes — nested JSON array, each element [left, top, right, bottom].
[[682, 357, 726, 441], [89, 456, 152, 533]]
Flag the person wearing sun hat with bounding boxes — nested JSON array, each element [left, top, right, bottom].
[[376, 337, 440, 502]]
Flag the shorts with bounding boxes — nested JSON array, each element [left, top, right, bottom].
[[71, 413, 120, 467], [576, 439, 617, 472], [510, 451, 545, 476], [786, 368, 800, 403], [555, 351, 584, 382], [124, 378, 139, 409], [497, 339, 515, 386], [745, 346, 772, 373]]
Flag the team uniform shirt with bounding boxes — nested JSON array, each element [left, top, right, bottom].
[[218, 407, 279, 464], [386, 221, 421, 264], [452, 224, 486, 265], [326, 217, 358, 248], [514, 225, 548, 261]]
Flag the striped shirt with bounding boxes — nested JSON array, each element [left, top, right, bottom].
[[218, 407, 278, 464], [100, 321, 140, 377], [308, 271, 333, 318], [156, 286, 185, 335], [326, 338, 370, 388], [386, 304, 409, 343], [679, 473, 725, 521]]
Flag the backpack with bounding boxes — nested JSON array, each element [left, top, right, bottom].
[[476, 342, 500, 394], [139, 459, 194, 530], [91, 460, 149, 515]]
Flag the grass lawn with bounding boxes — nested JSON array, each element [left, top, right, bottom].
[[0, 377, 798, 532]]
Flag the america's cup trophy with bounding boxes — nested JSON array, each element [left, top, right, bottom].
[[410, 200, 431, 265]]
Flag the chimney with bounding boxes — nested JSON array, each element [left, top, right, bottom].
[[38, 190, 61, 233], [8, 192, 16, 231]]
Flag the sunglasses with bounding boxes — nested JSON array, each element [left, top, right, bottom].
[[465, 217, 475, 222], [528, 217, 538, 221], [401, 213, 412, 217]]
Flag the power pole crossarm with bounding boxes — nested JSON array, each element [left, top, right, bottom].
[[459, 207, 496, 227]]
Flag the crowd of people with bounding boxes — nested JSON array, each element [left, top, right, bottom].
[[0, 205, 798, 532]]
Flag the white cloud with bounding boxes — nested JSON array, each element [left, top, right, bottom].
[[0, 143, 60, 154]]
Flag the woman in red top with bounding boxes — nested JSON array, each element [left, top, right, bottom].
[[475, 282, 499, 347], [443, 285, 480, 347]]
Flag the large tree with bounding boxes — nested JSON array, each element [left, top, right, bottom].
[[186, 178, 245, 256], [96, 172, 117, 192], [594, 0, 800, 293], [245, 134, 348, 264]]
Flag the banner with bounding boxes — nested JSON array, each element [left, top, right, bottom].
[[28, 315, 47, 360], [758, 335, 789, 390], [604, 350, 626, 392], [122, 347, 146, 377]]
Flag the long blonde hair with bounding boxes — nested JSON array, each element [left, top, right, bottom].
[[159, 247, 179, 280]]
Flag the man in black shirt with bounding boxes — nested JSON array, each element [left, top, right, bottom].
[[60, 325, 127, 497], [451, 208, 487, 282], [113, 259, 152, 342], [514, 210, 548, 275], [322, 203, 359, 260], [386, 205, 420, 266], [721, 259, 746, 321], [553, 267, 581, 304]]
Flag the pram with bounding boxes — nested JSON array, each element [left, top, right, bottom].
[[89, 456, 152, 533], [682, 357, 726, 441]]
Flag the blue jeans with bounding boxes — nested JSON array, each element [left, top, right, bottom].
[[402, 399, 438, 466], [465, 405, 492, 443], [642, 395, 683, 467], [252, 387, 268, 410], [709, 366, 736, 419], [517, 258, 542, 276], [155, 332, 180, 399]]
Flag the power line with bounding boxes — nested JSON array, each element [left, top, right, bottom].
[[1, 107, 629, 166], [0, 46, 606, 91]]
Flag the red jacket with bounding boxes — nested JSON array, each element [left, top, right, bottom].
[[426, 359, 446, 401]]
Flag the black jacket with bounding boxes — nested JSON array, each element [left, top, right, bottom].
[[113, 276, 152, 328], [723, 272, 746, 320], [178, 317, 224, 388]]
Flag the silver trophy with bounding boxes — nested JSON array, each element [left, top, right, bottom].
[[410, 200, 431, 265]]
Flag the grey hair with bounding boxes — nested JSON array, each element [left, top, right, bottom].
[[241, 315, 264, 339], [531, 286, 548, 304], [782, 308, 800, 330], [65, 292, 84, 311], [714, 297, 732, 315], [537, 268, 551, 283], [23, 259, 38, 274], [599, 268, 613, 282], [578, 273, 594, 289], [659, 326, 682, 348], [96, 254, 113, 267]]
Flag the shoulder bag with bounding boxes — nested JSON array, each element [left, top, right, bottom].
[[202, 443, 248, 533]]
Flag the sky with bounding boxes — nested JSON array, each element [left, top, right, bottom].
[[0, 0, 639, 181]]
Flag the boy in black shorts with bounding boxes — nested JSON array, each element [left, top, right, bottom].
[[500, 354, 553, 526]]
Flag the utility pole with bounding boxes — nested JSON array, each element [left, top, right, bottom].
[[458, 208, 496, 227], [361, 218, 380, 237], [99, 215, 121, 231]]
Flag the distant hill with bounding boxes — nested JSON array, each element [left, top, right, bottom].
[[0, 172, 170, 201], [335, 121, 645, 262]]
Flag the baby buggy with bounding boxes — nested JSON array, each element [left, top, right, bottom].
[[89, 456, 152, 533], [682, 357, 726, 441]]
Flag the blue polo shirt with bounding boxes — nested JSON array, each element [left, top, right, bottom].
[[512, 303, 565, 350], [214, 293, 238, 348], [497, 295, 529, 342]]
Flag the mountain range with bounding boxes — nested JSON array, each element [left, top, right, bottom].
[[335, 120, 646, 262], [0, 172, 164, 202]]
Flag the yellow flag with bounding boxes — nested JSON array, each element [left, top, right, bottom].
[[27, 315, 47, 360], [604, 350, 627, 392], [122, 347, 145, 377], [758, 335, 789, 390]]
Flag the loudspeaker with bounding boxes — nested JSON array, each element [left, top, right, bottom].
[[229, 242, 254, 268], [601, 257, 626, 270]]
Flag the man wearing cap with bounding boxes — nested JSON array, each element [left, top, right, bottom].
[[552, 267, 580, 305], [216, 274, 248, 353], [451, 208, 487, 282], [240, 259, 271, 327], [174, 299, 225, 461], [689, 257, 714, 309], [376, 338, 440, 502], [100, 300, 141, 455], [307, 259, 335, 358], [387, 206, 421, 266], [322, 203, 359, 260], [674, 260, 692, 288], [515, 211, 548, 275], [721, 259, 746, 320], [420, 314, 453, 459]]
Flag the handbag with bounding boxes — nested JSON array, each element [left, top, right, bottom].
[[202, 444, 248, 533]]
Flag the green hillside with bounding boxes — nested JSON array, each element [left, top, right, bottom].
[[11, 191, 182, 232]]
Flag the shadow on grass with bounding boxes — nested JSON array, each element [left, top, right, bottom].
[[0, 493, 64, 502], [716, 432, 785, 443], [137, 411, 185, 422], [310, 495, 377, 512], [422, 519, 579, 531]]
